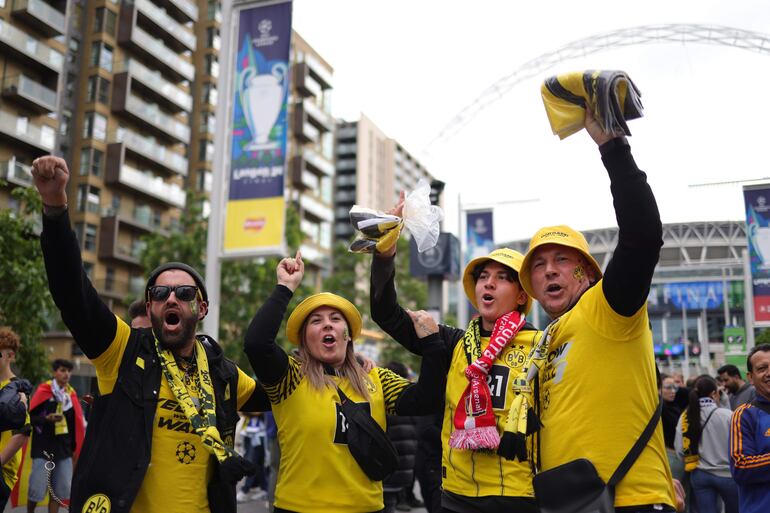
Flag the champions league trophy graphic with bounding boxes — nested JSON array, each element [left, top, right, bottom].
[[237, 60, 287, 151], [750, 219, 770, 269]]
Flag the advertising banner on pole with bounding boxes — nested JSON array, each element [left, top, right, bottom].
[[465, 210, 494, 263], [724, 326, 747, 355], [224, 0, 292, 256], [743, 184, 770, 324]]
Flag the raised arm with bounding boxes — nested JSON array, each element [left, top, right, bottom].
[[243, 252, 303, 385], [33, 156, 117, 359], [584, 110, 663, 317]]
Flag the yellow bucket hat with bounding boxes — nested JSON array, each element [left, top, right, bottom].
[[462, 248, 532, 314], [286, 293, 362, 345], [519, 225, 602, 298]]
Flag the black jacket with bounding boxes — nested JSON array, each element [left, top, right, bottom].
[[383, 415, 419, 492], [41, 210, 269, 513]]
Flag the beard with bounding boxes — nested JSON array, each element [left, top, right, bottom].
[[151, 310, 198, 349]]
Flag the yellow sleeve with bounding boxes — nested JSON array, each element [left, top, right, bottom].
[[235, 367, 257, 410], [91, 315, 132, 395], [376, 368, 411, 415], [263, 356, 302, 405]]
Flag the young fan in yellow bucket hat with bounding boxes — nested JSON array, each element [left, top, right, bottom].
[[518, 110, 676, 511], [243, 251, 448, 513], [371, 226, 541, 513]]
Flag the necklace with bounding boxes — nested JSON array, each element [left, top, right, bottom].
[[174, 346, 197, 383]]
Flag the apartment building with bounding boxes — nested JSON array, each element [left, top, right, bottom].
[[334, 114, 436, 242]]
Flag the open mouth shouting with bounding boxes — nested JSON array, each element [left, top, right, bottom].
[[480, 293, 495, 306], [164, 309, 182, 333], [321, 333, 337, 348]]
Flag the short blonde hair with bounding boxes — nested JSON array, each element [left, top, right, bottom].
[[0, 328, 20, 352]]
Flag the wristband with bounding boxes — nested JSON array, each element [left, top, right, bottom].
[[43, 203, 68, 217]]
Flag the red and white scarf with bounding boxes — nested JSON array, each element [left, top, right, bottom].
[[449, 311, 526, 450]]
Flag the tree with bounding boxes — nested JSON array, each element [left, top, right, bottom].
[[139, 193, 310, 370], [0, 183, 55, 383], [755, 328, 770, 346]]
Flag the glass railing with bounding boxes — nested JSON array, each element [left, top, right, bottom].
[[119, 164, 186, 207], [302, 98, 332, 130], [133, 0, 196, 50], [125, 95, 191, 143], [110, 128, 188, 175], [0, 19, 64, 72], [302, 147, 334, 176], [131, 25, 194, 81], [168, 0, 198, 22], [304, 54, 332, 88], [115, 59, 192, 111], [0, 158, 33, 186], [2, 74, 58, 111], [0, 108, 55, 150], [12, 0, 66, 34], [300, 193, 333, 222], [300, 121, 319, 143]]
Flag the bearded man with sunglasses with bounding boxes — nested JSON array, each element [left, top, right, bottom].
[[30, 156, 269, 513]]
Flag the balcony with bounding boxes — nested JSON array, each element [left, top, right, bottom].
[[0, 158, 33, 187], [0, 108, 55, 152], [293, 62, 322, 98], [160, 0, 197, 23], [112, 89, 190, 144], [132, 0, 196, 52], [107, 130, 187, 176], [293, 108, 319, 144], [11, 0, 66, 37], [299, 98, 333, 133], [117, 16, 194, 82], [300, 193, 333, 223], [2, 74, 58, 113], [114, 59, 192, 112], [0, 19, 64, 74], [105, 163, 186, 208], [303, 54, 332, 90], [302, 146, 334, 176], [98, 216, 144, 267]]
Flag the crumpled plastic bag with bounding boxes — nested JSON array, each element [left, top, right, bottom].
[[541, 70, 643, 140], [348, 179, 444, 254]]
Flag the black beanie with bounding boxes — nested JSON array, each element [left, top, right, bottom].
[[145, 262, 208, 302]]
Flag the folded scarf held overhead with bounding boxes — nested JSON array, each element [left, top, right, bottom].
[[541, 70, 643, 140]]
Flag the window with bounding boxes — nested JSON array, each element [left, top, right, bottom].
[[77, 184, 101, 214], [201, 83, 217, 105], [83, 112, 107, 141], [204, 54, 219, 78], [206, 27, 220, 50], [197, 169, 212, 192], [105, 267, 115, 292], [94, 7, 117, 37], [90, 42, 113, 72], [200, 112, 215, 134], [207, 0, 221, 21], [86, 76, 110, 104], [75, 223, 98, 252], [198, 140, 213, 162], [110, 193, 121, 214], [79, 147, 104, 176]]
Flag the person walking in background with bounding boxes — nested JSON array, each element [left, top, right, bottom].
[[236, 412, 269, 503], [675, 375, 738, 513], [661, 374, 685, 482], [717, 364, 756, 410], [26, 359, 85, 513], [0, 328, 31, 511], [127, 297, 151, 329], [730, 344, 770, 513]]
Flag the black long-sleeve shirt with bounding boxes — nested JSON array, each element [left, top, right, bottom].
[[243, 285, 447, 415]]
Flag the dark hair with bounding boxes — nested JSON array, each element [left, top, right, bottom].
[[686, 375, 718, 452], [52, 359, 73, 372], [385, 361, 409, 379], [471, 261, 518, 284], [716, 364, 741, 378], [747, 344, 770, 373], [128, 298, 147, 320]]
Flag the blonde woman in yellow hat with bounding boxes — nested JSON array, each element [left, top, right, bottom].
[[243, 251, 448, 513], [371, 233, 540, 513], [517, 110, 676, 512]]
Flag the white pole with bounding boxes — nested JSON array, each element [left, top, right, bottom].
[[457, 193, 467, 328], [743, 249, 756, 350], [203, 0, 235, 338]]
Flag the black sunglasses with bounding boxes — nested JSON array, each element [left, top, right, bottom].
[[148, 285, 199, 302]]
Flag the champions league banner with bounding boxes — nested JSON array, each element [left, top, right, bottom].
[[744, 184, 770, 324], [224, 0, 292, 255]]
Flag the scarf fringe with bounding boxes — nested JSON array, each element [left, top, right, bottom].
[[449, 426, 500, 450]]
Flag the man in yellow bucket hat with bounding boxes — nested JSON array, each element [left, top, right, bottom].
[[518, 110, 676, 512], [371, 236, 540, 513]]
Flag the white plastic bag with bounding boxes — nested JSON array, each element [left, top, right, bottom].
[[403, 179, 444, 253]]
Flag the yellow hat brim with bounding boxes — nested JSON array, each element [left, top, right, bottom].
[[519, 225, 602, 298], [461, 248, 532, 315], [286, 293, 362, 345]]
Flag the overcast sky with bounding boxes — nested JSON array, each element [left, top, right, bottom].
[[292, 0, 770, 243]]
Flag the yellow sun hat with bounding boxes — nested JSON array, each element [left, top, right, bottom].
[[286, 293, 362, 345], [519, 225, 602, 298], [462, 247, 532, 315]]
